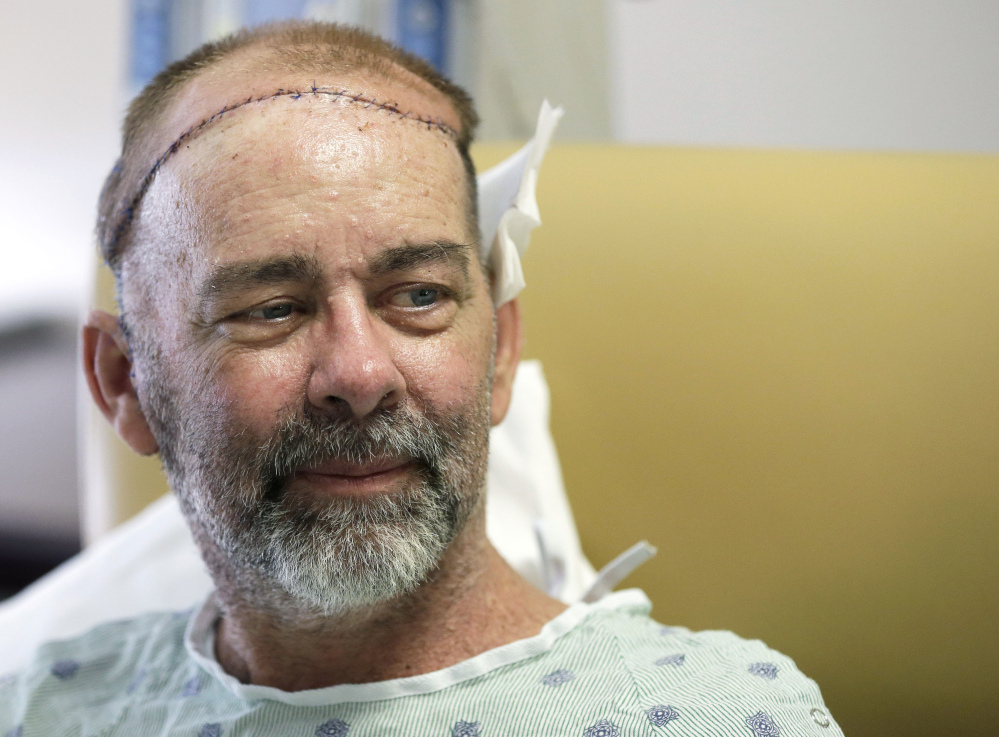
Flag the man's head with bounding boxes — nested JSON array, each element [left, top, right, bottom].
[[97, 22, 480, 278], [83, 21, 522, 616]]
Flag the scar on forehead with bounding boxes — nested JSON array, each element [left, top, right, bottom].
[[110, 82, 460, 253]]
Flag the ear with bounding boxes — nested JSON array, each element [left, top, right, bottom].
[[490, 298, 523, 426], [81, 310, 159, 455]]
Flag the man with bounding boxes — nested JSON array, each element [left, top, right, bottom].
[[0, 22, 842, 736]]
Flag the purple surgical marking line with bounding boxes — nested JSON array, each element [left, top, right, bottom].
[[109, 85, 458, 251]]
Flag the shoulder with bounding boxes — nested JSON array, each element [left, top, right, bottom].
[[0, 609, 191, 735], [571, 590, 844, 736]]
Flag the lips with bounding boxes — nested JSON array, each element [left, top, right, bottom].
[[298, 457, 412, 477], [290, 457, 417, 496]]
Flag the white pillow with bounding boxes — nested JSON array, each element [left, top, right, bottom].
[[0, 360, 596, 672]]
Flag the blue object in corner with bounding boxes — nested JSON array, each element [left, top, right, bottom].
[[397, 0, 449, 74]]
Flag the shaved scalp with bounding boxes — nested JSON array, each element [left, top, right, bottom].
[[97, 21, 480, 280]]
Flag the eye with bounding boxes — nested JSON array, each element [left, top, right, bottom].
[[391, 287, 440, 308], [247, 302, 296, 320]]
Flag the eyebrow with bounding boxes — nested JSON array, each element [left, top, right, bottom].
[[197, 253, 323, 309], [196, 242, 474, 310], [367, 241, 473, 280]]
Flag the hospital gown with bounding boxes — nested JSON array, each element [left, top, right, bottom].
[[0, 590, 842, 736]]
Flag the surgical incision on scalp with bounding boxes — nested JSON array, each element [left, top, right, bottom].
[[107, 83, 460, 254]]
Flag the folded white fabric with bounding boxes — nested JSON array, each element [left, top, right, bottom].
[[0, 361, 596, 672], [477, 100, 564, 305]]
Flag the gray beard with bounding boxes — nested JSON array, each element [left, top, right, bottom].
[[139, 368, 490, 617]]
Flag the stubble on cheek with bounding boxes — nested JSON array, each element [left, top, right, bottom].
[[126, 259, 498, 610], [143, 336, 489, 521]]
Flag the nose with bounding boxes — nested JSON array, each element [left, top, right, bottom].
[[306, 292, 406, 419]]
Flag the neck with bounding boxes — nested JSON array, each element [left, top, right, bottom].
[[203, 511, 568, 691]]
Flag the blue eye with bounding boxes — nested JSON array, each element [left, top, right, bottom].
[[256, 304, 294, 320], [408, 288, 438, 307]]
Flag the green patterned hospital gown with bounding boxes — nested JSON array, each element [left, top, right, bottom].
[[0, 590, 843, 736]]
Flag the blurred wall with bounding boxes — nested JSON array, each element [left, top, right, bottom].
[[475, 0, 611, 140], [0, 0, 125, 554], [609, 0, 999, 152], [0, 319, 81, 595], [0, 0, 124, 325]]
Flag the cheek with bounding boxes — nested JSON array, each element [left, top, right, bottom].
[[393, 320, 494, 411], [196, 344, 313, 428]]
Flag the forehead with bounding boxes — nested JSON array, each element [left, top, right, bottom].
[[176, 94, 464, 218], [135, 61, 471, 281]]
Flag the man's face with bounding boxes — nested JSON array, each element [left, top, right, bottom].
[[121, 69, 501, 614]]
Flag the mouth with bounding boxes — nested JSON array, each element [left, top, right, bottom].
[[292, 457, 416, 496]]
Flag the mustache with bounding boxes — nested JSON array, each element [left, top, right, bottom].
[[248, 401, 462, 502]]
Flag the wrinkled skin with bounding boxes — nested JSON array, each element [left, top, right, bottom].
[[83, 54, 565, 690]]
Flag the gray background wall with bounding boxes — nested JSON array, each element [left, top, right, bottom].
[[609, 0, 999, 153]]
